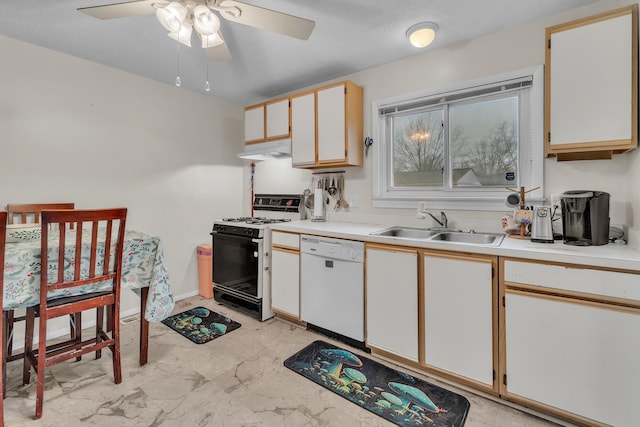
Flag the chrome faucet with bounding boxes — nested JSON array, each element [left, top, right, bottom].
[[424, 211, 448, 228], [417, 203, 448, 229]]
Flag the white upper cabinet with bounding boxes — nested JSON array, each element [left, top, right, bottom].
[[265, 97, 290, 140], [244, 104, 265, 143], [291, 91, 316, 166], [244, 97, 290, 143], [291, 80, 364, 169], [317, 84, 347, 162], [545, 5, 638, 160]]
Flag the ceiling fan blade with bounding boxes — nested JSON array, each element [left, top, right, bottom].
[[206, 42, 232, 61], [217, 0, 315, 40], [77, 0, 161, 20]]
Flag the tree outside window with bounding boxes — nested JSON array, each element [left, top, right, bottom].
[[392, 110, 444, 187], [390, 95, 518, 189]]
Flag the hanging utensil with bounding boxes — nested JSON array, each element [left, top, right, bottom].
[[335, 176, 342, 210], [303, 188, 313, 210], [338, 175, 349, 208], [328, 178, 337, 196]]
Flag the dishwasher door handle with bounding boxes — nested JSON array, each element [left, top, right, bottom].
[[319, 241, 341, 249], [319, 241, 341, 256], [324, 260, 334, 268]]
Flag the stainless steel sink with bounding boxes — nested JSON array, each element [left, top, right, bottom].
[[371, 226, 505, 246], [429, 231, 505, 246], [370, 226, 438, 239]]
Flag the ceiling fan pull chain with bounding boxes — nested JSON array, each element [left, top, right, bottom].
[[205, 61, 211, 92], [175, 43, 182, 87]]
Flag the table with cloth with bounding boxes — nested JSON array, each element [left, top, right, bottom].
[[2, 228, 175, 365]]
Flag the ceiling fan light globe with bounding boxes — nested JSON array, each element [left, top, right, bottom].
[[168, 23, 192, 47], [193, 5, 220, 36], [156, 2, 188, 33]]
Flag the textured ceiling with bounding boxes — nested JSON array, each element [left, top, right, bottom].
[[0, 0, 601, 105]]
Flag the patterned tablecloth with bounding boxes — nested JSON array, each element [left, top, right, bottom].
[[2, 229, 175, 322]]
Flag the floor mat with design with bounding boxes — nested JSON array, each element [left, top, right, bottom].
[[161, 307, 241, 344], [284, 340, 469, 427]]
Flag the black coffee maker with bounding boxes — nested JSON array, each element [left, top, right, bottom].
[[560, 191, 610, 246]]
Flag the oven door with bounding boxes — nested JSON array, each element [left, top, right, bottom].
[[212, 232, 263, 302]]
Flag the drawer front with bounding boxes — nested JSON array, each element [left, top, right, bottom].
[[272, 231, 300, 250], [504, 260, 640, 302]]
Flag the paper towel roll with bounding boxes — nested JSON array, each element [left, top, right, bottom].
[[314, 188, 324, 217]]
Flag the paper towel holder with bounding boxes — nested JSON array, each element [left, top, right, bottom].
[[311, 187, 326, 222]]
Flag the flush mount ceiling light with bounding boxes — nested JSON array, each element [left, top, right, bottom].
[[406, 22, 438, 48]]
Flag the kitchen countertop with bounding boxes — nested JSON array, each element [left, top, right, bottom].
[[271, 220, 640, 272]]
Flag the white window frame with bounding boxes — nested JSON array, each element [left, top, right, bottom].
[[371, 65, 544, 211]]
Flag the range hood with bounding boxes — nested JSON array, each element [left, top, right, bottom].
[[237, 140, 292, 160]]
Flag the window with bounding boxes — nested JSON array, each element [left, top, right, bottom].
[[372, 66, 544, 211]]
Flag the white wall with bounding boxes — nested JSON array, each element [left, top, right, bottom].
[[245, 0, 639, 242], [1, 35, 245, 325]]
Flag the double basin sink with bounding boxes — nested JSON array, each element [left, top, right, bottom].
[[370, 226, 505, 246]]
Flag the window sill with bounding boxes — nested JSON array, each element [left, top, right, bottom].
[[372, 195, 544, 211]]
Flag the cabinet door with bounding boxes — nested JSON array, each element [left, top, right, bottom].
[[545, 5, 637, 158], [244, 105, 265, 143], [366, 245, 419, 362], [505, 291, 640, 427], [423, 253, 495, 388], [291, 92, 316, 166], [271, 247, 300, 317], [266, 97, 290, 140], [317, 84, 346, 163]]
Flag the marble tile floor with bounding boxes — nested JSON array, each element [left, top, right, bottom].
[[4, 296, 563, 426]]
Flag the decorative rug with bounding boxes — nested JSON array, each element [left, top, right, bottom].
[[161, 307, 241, 344], [284, 340, 469, 427]]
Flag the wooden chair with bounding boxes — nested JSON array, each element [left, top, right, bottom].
[[22, 208, 127, 419], [0, 211, 6, 426], [3, 203, 76, 376], [6, 203, 75, 226]]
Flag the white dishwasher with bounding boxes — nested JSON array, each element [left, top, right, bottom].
[[300, 235, 365, 343]]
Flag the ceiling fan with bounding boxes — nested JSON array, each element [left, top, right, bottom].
[[78, 0, 316, 61]]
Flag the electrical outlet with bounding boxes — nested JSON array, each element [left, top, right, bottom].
[[550, 194, 561, 208]]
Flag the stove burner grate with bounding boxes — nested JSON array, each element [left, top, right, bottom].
[[222, 217, 293, 225], [222, 217, 262, 222], [245, 218, 292, 224]]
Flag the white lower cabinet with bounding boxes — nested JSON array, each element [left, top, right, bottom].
[[504, 290, 640, 427], [270, 232, 300, 319], [365, 244, 419, 362], [422, 251, 496, 392], [275, 229, 640, 426], [502, 258, 640, 426]]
